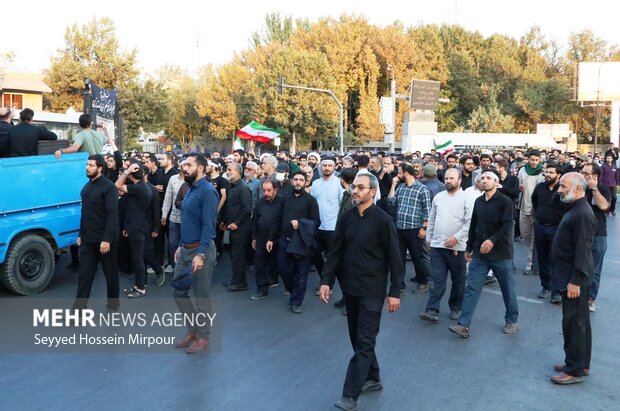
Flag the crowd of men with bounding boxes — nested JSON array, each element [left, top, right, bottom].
[[2, 108, 619, 408]]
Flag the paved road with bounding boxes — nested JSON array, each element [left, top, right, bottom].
[[1, 217, 619, 410]]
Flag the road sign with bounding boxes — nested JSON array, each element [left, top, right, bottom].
[[379, 96, 395, 133], [409, 80, 440, 111]]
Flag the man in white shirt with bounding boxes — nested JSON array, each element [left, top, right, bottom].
[[420, 168, 473, 321], [311, 157, 344, 282], [517, 150, 545, 274]]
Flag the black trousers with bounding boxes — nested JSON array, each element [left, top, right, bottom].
[[153, 222, 167, 266], [74, 242, 119, 310], [70, 244, 80, 263], [311, 229, 334, 278], [561, 286, 592, 377], [127, 231, 147, 289], [398, 228, 431, 286], [534, 223, 558, 291], [143, 235, 163, 285], [118, 234, 131, 273], [229, 228, 251, 286], [342, 294, 384, 400], [254, 241, 278, 293]]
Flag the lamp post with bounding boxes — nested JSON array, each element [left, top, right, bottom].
[[277, 77, 344, 153]]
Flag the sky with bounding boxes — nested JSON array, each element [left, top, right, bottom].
[[4, 0, 619, 76]]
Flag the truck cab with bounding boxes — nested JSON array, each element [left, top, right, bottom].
[[0, 153, 87, 294]]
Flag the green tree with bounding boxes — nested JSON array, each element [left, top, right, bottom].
[[445, 52, 481, 127], [466, 87, 515, 133], [253, 46, 339, 152], [44, 17, 139, 112], [119, 79, 170, 148]]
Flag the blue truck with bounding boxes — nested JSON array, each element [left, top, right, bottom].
[[0, 153, 88, 295]]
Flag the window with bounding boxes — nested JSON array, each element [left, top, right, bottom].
[[2, 93, 23, 109]]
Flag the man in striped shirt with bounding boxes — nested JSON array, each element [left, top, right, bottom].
[[389, 162, 432, 294], [420, 168, 472, 322]]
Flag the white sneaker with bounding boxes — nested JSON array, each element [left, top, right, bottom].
[[165, 265, 174, 274], [146, 268, 155, 274]]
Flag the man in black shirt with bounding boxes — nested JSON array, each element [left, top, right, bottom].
[[449, 170, 519, 338], [116, 163, 152, 297], [582, 163, 611, 313], [208, 161, 229, 257], [250, 179, 284, 300], [220, 162, 252, 291], [550, 172, 596, 385], [320, 171, 403, 411], [73, 155, 120, 311], [144, 153, 163, 186], [0, 107, 13, 158], [8, 108, 57, 157], [104, 136, 123, 183], [531, 163, 565, 302], [459, 156, 476, 189], [497, 158, 520, 243], [277, 170, 320, 313], [140, 166, 164, 287]]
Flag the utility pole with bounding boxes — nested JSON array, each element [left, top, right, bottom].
[[594, 63, 602, 155], [277, 77, 344, 153]]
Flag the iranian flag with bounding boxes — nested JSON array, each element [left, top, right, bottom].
[[232, 137, 244, 152], [236, 121, 284, 144], [434, 137, 454, 157]]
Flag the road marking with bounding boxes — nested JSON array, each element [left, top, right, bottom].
[[483, 288, 543, 304]]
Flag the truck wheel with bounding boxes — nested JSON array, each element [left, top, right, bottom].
[[1, 235, 55, 295]]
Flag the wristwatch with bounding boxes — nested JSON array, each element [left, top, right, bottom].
[[197, 253, 206, 261]]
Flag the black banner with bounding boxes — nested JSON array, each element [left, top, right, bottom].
[[91, 83, 117, 119]]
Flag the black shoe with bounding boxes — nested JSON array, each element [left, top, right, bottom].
[[290, 304, 302, 314], [222, 281, 232, 287], [156, 270, 166, 287], [538, 289, 551, 299], [334, 396, 357, 411], [419, 309, 439, 322], [227, 283, 248, 291], [361, 379, 383, 394], [334, 298, 346, 308], [269, 280, 280, 288], [550, 294, 562, 305], [409, 276, 419, 283], [250, 292, 268, 301]]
